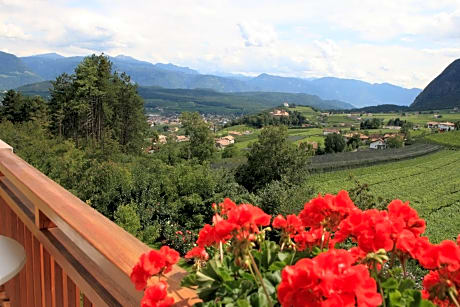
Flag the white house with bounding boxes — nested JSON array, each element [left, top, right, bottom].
[[438, 122, 456, 131], [427, 122, 439, 129], [283, 102, 289, 107], [369, 139, 386, 149]]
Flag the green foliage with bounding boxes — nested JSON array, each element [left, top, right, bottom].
[[182, 241, 301, 306], [235, 125, 311, 192], [48, 54, 147, 152], [324, 133, 346, 153], [180, 112, 216, 163], [387, 136, 404, 148], [361, 118, 383, 129], [0, 90, 48, 124], [114, 203, 141, 237], [221, 144, 238, 158]]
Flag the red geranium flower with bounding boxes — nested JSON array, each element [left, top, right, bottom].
[[388, 199, 426, 237], [334, 209, 394, 253], [185, 246, 209, 261], [159, 246, 180, 274], [294, 227, 328, 251], [130, 262, 151, 290], [273, 214, 304, 237], [141, 281, 174, 307], [130, 246, 180, 290], [299, 190, 357, 232], [278, 249, 381, 307]]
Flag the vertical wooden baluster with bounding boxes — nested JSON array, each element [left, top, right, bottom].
[[32, 235, 42, 307], [62, 272, 69, 307], [42, 249, 52, 307], [3, 204, 13, 307], [53, 260, 64, 307], [66, 277, 79, 307], [36, 207, 56, 307], [16, 219, 27, 307], [9, 209, 19, 307], [83, 295, 93, 307], [0, 198, 5, 235], [23, 225, 34, 306]]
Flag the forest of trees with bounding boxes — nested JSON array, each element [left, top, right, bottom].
[[0, 54, 318, 253]]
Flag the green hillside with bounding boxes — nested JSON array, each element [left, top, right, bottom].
[[13, 81, 353, 114]]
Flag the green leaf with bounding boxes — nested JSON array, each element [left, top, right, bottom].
[[389, 290, 402, 306], [268, 261, 287, 271], [181, 273, 197, 288], [381, 277, 399, 290], [236, 299, 251, 307]]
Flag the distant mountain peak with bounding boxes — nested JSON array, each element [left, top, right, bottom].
[[411, 58, 460, 110], [25, 53, 64, 59], [114, 54, 137, 61]]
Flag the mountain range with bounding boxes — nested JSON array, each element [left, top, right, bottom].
[[0, 51, 422, 108], [13, 81, 354, 114]]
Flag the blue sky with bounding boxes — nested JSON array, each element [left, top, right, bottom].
[[1, 0, 460, 88]]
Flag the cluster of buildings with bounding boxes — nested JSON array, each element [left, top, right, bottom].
[[269, 109, 289, 117], [426, 122, 456, 131]]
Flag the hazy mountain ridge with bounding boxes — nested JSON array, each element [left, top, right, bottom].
[[0, 51, 421, 108], [0, 51, 43, 90], [411, 59, 460, 110], [13, 81, 354, 113]]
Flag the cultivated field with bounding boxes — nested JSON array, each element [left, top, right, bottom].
[[425, 130, 460, 147], [309, 150, 460, 243]]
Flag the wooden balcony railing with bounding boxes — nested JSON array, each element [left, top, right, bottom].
[[0, 140, 198, 307]]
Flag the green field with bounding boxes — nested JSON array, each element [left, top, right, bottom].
[[425, 130, 460, 147], [309, 150, 460, 243], [361, 111, 460, 126]]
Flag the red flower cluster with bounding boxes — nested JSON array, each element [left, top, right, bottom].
[[278, 249, 382, 307], [195, 199, 271, 247], [185, 246, 209, 261], [140, 281, 174, 307], [272, 214, 303, 237], [333, 199, 426, 256], [416, 236, 460, 306], [294, 227, 329, 252], [130, 246, 179, 290], [299, 190, 357, 232]]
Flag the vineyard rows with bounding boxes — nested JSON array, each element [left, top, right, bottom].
[[310, 150, 460, 243]]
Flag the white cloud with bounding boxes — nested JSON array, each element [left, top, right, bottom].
[[237, 22, 277, 47], [0, 0, 460, 88]]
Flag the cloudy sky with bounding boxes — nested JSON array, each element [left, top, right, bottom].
[[1, 0, 460, 89]]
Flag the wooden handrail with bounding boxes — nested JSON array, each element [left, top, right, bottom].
[[0, 141, 198, 306]]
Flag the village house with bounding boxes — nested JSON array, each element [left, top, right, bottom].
[[323, 128, 340, 135], [283, 102, 289, 107], [270, 109, 289, 116], [222, 135, 235, 144], [359, 134, 369, 142], [427, 122, 439, 129], [215, 138, 232, 148], [438, 122, 456, 131], [369, 139, 387, 150]]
